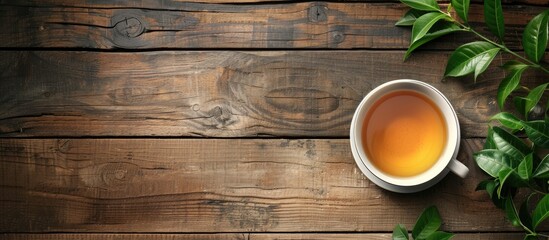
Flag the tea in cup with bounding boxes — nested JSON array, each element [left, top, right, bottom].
[[350, 79, 468, 193]]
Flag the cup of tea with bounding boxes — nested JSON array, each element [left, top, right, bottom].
[[350, 79, 469, 193]]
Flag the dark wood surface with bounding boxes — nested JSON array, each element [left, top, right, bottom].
[[0, 2, 547, 49], [0, 51, 546, 138], [0, 138, 516, 232], [0, 233, 523, 240], [0, 233, 529, 240], [1, 0, 548, 5], [1, 0, 547, 239]]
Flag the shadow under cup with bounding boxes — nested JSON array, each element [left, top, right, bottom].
[[350, 79, 469, 193]]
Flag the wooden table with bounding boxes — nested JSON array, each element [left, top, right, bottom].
[[0, 0, 547, 239]]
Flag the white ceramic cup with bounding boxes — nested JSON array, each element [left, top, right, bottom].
[[350, 79, 469, 193]]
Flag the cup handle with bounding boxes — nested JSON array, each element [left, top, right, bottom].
[[449, 159, 469, 178]]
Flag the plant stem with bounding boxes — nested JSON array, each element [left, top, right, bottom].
[[468, 28, 549, 73], [515, 200, 537, 235], [445, 14, 549, 75], [522, 224, 536, 236], [532, 187, 548, 196]]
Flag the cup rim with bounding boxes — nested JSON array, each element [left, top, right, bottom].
[[350, 79, 461, 187]]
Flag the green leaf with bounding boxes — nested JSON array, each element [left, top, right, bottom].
[[523, 120, 549, 148], [451, 0, 470, 23], [484, 127, 497, 149], [401, 0, 440, 12], [474, 149, 517, 177], [477, 179, 499, 201], [532, 193, 549, 229], [523, 10, 549, 63], [482, 179, 508, 209], [412, 206, 442, 239], [514, 97, 532, 119], [492, 126, 531, 160], [497, 65, 528, 110], [426, 231, 454, 240], [486, 181, 498, 199], [484, 0, 505, 40], [444, 41, 500, 81], [396, 9, 429, 26], [524, 235, 538, 240], [476, 179, 492, 190], [505, 196, 521, 227], [405, 22, 461, 60], [518, 153, 534, 180], [502, 60, 528, 71], [392, 224, 409, 240], [519, 194, 534, 231], [411, 12, 451, 44], [534, 154, 549, 178], [497, 168, 513, 198], [491, 112, 524, 130], [497, 170, 527, 196], [491, 182, 507, 209], [525, 83, 549, 115], [508, 171, 529, 188]]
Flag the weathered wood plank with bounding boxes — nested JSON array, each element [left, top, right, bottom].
[[1, 51, 546, 138], [0, 233, 528, 240], [252, 233, 526, 240], [1, 0, 547, 6], [0, 138, 537, 232], [0, 3, 546, 49], [0, 234, 247, 240]]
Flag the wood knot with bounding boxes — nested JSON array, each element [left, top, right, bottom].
[[308, 5, 327, 22], [113, 17, 144, 38], [79, 162, 142, 189], [100, 163, 140, 186], [113, 169, 127, 180], [56, 139, 71, 153], [332, 31, 345, 43], [207, 105, 238, 129], [111, 11, 148, 48]]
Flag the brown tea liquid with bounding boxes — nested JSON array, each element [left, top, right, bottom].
[[362, 90, 447, 177]]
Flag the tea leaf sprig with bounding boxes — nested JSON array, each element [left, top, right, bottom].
[[395, 0, 549, 238], [392, 206, 454, 240]]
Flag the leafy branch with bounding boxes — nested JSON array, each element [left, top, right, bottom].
[[392, 206, 454, 240], [395, 0, 549, 239]]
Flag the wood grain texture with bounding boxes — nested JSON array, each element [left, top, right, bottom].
[[251, 233, 526, 240], [0, 138, 538, 232], [1, 51, 546, 138], [0, 233, 528, 240], [1, 0, 547, 5], [0, 3, 546, 49], [2, 0, 546, 237], [1, 234, 247, 240]]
